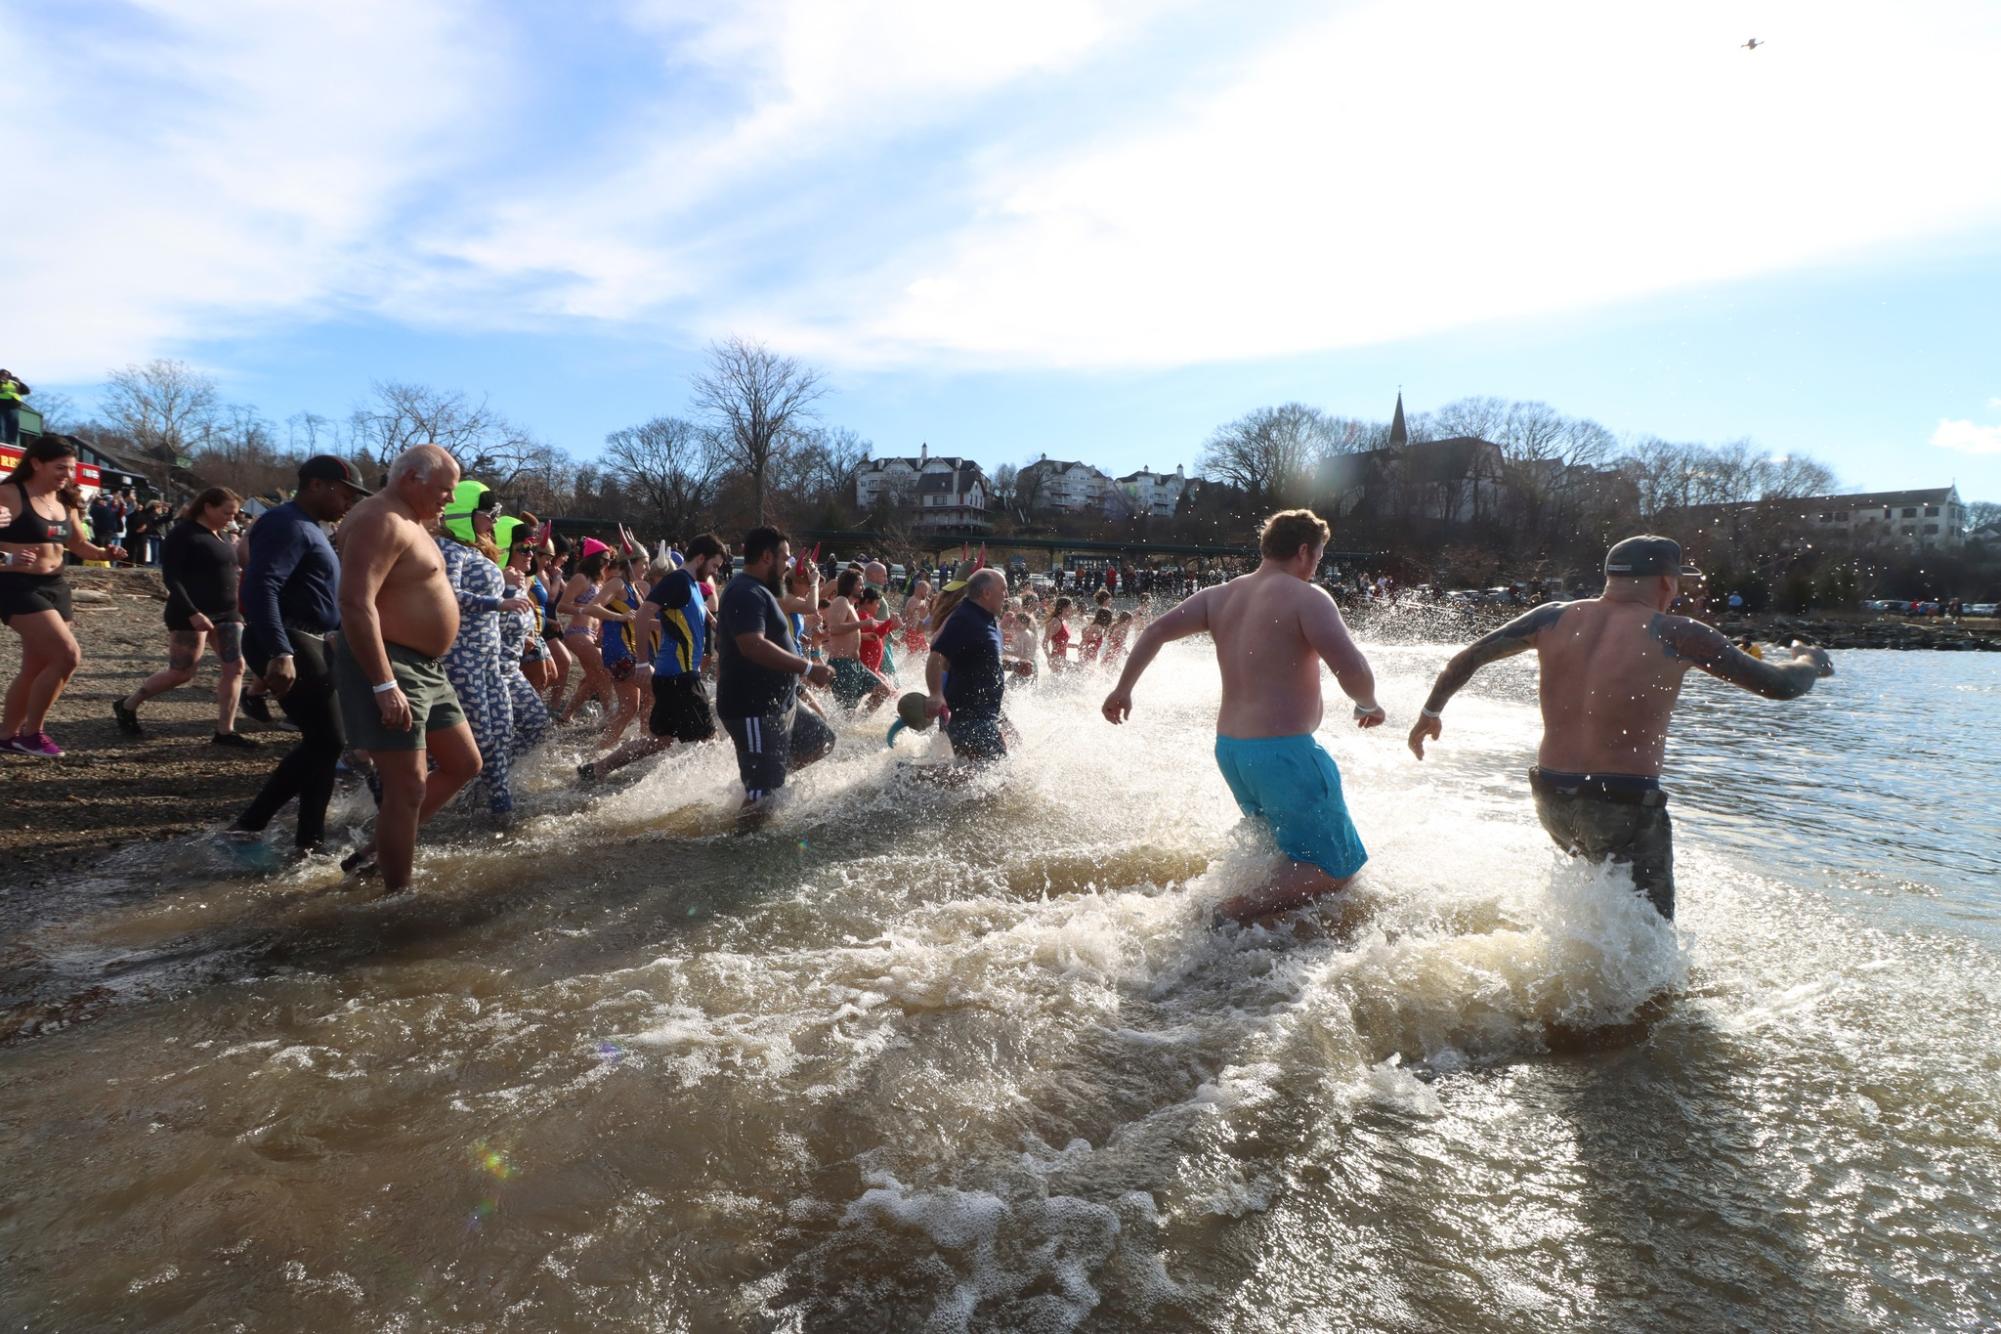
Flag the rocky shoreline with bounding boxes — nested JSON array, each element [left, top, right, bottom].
[[1344, 597, 2001, 651]]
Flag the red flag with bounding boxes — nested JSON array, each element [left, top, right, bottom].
[[974, 543, 987, 571]]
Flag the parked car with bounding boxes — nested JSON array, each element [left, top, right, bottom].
[[1963, 602, 1999, 616], [1860, 599, 1900, 613], [1913, 601, 1943, 616]]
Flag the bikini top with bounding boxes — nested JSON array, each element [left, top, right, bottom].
[[0, 484, 71, 545]]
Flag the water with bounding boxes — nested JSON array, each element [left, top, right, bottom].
[[2, 642, 1998, 1332]]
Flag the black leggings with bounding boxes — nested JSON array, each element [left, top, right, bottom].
[[233, 633, 346, 851]]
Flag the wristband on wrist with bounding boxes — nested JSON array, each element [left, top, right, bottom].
[[1421, 705, 1443, 719], [372, 680, 399, 695], [1353, 701, 1383, 716]]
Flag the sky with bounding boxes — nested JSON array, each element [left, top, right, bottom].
[[6, 0, 2000, 501]]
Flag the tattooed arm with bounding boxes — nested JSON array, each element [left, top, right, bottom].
[[1408, 602, 1567, 759], [1651, 616, 1830, 698]]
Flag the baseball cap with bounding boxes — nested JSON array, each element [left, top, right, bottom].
[[298, 455, 373, 495], [1604, 535, 1701, 578]]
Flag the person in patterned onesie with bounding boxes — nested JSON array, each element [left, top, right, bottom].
[[438, 481, 546, 821]]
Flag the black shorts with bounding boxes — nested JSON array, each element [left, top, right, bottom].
[[0, 571, 72, 624], [945, 711, 1007, 763], [648, 672, 717, 744], [1529, 767, 1675, 919], [721, 706, 836, 800]]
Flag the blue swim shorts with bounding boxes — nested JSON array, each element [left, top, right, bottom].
[[1213, 733, 1368, 879]]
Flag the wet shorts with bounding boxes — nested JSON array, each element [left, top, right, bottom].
[[1529, 767, 1675, 919], [721, 706, 836, 801], [1213, 733, 1368, 880], [0, 571, 72, 624], [332, 634, 468, 751], [830, 656, 877, 707], [944, 711, 1007, 763], [649, 671, 717, 744], [521, 633, 550, 663]]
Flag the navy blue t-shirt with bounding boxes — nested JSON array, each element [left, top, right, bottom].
[[715, 572, 799, 718], [241, 500, 339, 660], [931, 599, 1005, 719], [646, 569, 708, 678]]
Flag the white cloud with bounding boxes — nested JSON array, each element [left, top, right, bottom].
[[742, 0, 2001, 367], [3, 0, 506, 378], [1932, 419, 2001, 455]]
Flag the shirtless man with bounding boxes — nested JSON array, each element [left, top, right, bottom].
[[821, 568, 896, 712], [1103, 509, 1385, 924], [1407, 535, 1833, 919], [334, 445, 482, 893]]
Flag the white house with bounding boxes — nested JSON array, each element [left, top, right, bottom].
[[1018, 457, 1117, 516], [1115, 464, 1192, 518], [855, 444, 991, 531]]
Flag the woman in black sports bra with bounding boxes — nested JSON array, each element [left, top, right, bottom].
[[1, 437, 129, 757]]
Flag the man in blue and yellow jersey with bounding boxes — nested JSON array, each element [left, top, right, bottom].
[[580, 532, 727, 782]]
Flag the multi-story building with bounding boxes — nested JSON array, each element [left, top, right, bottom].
[[1115, 464, 1192, 517], [855, 445, 991, 531], [1018, 457, 1116, 516], [1665, 486, 1966, 553]]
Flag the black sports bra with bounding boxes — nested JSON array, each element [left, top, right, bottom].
[[0, 484, 71, 545]]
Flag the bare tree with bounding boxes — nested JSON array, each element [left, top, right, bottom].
[[286, 411, 340, 456], [1199, 403, 1336, 507], [603, 416, 720, 539], [1429, 396, 1509, 442], [348, 382, 541, 489], [785, 425, 871, 507], [102, 359, 221, 456], [691, 336, 826, 524], [990, 463, 1019, 511], [23, 389, 79, 434]]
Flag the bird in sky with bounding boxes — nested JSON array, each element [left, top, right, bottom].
[[1742, 37, 1763, 50]]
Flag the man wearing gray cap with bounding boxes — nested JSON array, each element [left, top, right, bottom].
[[1406, 535, 1833, 919]]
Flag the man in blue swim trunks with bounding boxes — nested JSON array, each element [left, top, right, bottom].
[[1102, 509, 1386, 923]]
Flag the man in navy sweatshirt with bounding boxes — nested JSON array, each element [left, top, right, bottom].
[[226, 456, 370, 856]]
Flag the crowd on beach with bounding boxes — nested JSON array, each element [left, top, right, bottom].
[[3, 434, 1838, 923]]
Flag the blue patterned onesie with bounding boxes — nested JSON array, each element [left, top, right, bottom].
[[440, 539, 548, 816]]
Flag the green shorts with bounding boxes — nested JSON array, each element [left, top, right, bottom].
[[332, 634, 467, 751], [830, 656, 878, 707]]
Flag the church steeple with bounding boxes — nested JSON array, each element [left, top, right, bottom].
[[1389, 390, 1408, 447]]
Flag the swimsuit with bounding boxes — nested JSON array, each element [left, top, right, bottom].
[[1212, 734, 1368, 880], [563, 582, 601, 639], [1528, 767, 1674, 919], [0, 486, 75, 623]]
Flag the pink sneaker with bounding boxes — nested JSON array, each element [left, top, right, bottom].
[[6, 732, 63, 757]]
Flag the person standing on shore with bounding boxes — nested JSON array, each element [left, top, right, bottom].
[[225, 456, 369, 853], [0, 437, 129, 756], [1101, 509, 1386, 924], [113, 486, 257, 748], [1407, 535, 1834, 920], [0, 369, 29, 445], [332, 445, 482, 893], [716, 526, 836, 812]]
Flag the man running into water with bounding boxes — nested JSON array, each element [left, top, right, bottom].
[[716, 526, 837, 815], [334, 445, 482, 893], [581, 533, 727, 782], [1102, 509, 1386, 924], [1407, 535, 1834, 919]]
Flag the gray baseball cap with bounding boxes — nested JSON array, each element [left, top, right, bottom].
[[1604, 535, 1701, 578]]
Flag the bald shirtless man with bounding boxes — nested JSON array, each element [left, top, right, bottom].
[[334, 445, 482, 893], [1407, 535, 1833, 919], [1103, 509, 1385, 924]]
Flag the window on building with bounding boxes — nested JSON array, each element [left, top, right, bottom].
[[1925, 506, 1939, 517], [1902, 525, 1916, 535], [1836, 511, 1849, 521], [1924, 524, 1939, 534], [1902, 507, 1917, 517]]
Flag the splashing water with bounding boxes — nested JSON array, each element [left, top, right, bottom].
[[2, 641, 1998, 1331]]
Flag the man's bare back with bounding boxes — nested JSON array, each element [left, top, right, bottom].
[[1200, 567, 1376, 738], [1412, 593, 1830, 777]]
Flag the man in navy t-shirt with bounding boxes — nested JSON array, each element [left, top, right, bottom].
[[716, 526, 836, 807], [925, 568, 1023, 762]]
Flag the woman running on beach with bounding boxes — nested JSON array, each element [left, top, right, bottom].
[[505, 524, 554, 692], [902, 579, 933, 657], [1080, 606, 1113, 665], [0, 438, 128, 756], [532, 543, 572, 706], [556, 541, 619, 725], [112, 486, 255, 747], [594, 558, 647, 750], [1043, 596, 1074, 672]]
